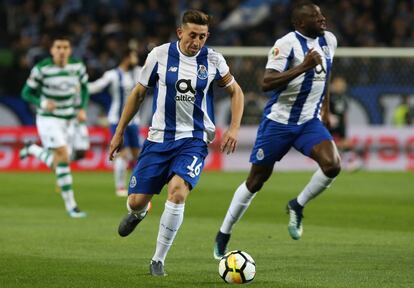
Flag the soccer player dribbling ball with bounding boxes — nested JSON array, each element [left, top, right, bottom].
[[109, 10, 245, 276]]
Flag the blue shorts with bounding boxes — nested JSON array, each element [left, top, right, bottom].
[[110, 124, 140, 148], [250, 117, 333, 166], [128, 138, 208, 195]]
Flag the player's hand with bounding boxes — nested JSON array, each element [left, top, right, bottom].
[[77, 109, 87, 123], [303, 48, 322, 70], [41, 100, 56, 112], [220, 128, 239, 155], [109, 133, 124, 161]]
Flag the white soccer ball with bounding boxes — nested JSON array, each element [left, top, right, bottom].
[[218, 250, 256, 284]]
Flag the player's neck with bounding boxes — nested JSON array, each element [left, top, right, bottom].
[[53, 59, 68, 67], [296, 29, 317, 39], [119, 62, 129, 72]]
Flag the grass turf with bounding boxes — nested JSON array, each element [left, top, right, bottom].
[[0, 171, 413, 287]]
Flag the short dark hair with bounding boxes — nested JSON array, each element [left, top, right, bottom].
[[291, 0, 316, 26], [120, 47, 134, 59], [51, 30, 72, 43], [182, 10, 210, 26]]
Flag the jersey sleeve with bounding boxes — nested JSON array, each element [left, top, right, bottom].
[[265, 37, 293, 72], [211, 50, 234, 88], [138, 48, 158, 88], [22, 65, 42, 107], [79, 63, 89, 84], [88, 71, 113, 94], [26, 65, 42, 89], [132, 66, 142, 83], [325, 31, 338, 58]]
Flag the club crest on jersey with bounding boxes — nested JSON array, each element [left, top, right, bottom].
[[256, 148, 265, 161], [129, 176, 137, 188], [197, 65, 208, 80]]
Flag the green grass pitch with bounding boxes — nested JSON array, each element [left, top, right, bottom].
[[0, 171, 413, 287]]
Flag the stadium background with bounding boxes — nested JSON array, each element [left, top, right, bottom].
[[1, 0, 414, 171]]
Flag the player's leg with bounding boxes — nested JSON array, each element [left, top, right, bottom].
[[71, 120, 89, 161], [117, 140, 167, 236], [118, 193, 153, 236], [20, 142, 54, 168], [288, 119, 341, 239], [126, 124, 141, 163], [150, 175, 190, 276], [150, 138, 208, 276], [53, 145, 86, 218], [215, 118, 293, 259], [214, 164, 273, 259], [114, 148, 130, 196], [28, 116, 86, 217]]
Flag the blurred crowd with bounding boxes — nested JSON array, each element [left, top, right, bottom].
[[1, 0, 414, 96]]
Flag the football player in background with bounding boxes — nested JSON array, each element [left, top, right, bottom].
[[89, 48, 142, 196], [20, 34, 89, 218], [328, 75, 363, 171]]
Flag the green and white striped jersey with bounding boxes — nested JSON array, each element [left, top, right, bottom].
[[24, 57, 89, 119]]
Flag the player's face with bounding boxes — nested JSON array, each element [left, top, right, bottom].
[[177, 23, 209, 56], [129, 51, 138, 67], [50, 40, 71, 66], [301, 5, 326, 38]]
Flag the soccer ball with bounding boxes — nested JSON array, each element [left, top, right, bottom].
[[218, 250, 256, 284]]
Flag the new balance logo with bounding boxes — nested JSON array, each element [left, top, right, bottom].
[[168, 66, 178, 72]]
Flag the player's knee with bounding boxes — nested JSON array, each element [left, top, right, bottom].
[[54, 147, 69, 163], [128, 195, 148, 211], [168, 189, 187, 203], [321, 159, 341, 178], [246, 178, 265, 193]]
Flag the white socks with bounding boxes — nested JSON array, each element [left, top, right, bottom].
[[297, 169, 334, 206], [56, 163, 77, 211], [152, 201, 185, 264], [114, 157, 128, 190], [220, 182, 256, 234], [28, 144, 53, 168]]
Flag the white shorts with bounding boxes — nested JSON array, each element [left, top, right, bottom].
[[36, 115, 75, 150], [73, 121, 90, 151]]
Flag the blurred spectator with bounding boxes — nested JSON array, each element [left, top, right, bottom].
[[393, 95, 413, 126], [329, 76, 363, 171], [2, 0, 414, 105]]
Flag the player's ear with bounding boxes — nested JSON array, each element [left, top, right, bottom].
[[176, 27, 183, 40]]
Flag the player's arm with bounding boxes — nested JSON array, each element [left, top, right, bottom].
[[219, 73, 244, 154], [76, 82, 89, 123], [262, 48, 322, 92], [22, 65, 41, 107], [320, 74, 332, 129], [77, 64, 90, 122], [88, 72, 111, 94], [21, 84, 40, 107], [109, 83, 147, 160]]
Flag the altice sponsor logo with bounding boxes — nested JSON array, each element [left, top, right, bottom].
[[175, 94, 195, 103]]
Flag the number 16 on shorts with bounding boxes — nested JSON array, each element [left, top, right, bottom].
[[187, 156, 202, 178]]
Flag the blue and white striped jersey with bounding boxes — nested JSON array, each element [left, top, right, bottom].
[[88, 66, 142, 125], [139, 41, 233, 143], [264, 31, 337, 125]]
